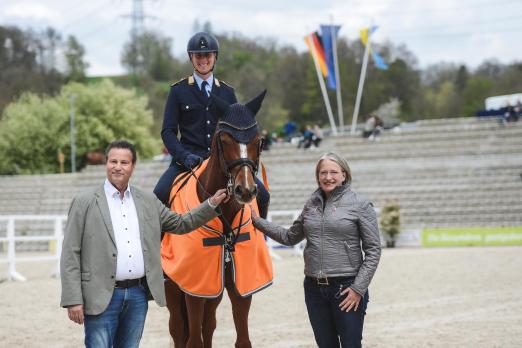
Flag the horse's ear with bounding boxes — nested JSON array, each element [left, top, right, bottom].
[[210, 93, 231, 119], [245, 90, 267, 116]]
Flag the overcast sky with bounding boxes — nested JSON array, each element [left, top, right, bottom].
[[1, 0, 521, 76]]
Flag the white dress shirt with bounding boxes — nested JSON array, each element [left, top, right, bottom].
[[104, 179, 145, 280]]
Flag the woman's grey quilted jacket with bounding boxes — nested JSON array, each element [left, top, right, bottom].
[[253, 183, 381, 296]]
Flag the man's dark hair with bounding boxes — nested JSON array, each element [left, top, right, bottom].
[[105, 140, 137, 163]]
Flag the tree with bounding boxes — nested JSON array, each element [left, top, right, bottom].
[[455, 65, 469, 92], [0, 26, 64, 117], [383, 58, 421, 120], [460, 77, 494, 116], [64, 35, 88, 82], [121, 30, 175, 80], [0, 79, 160, 174], [423, 80, 460, 118]]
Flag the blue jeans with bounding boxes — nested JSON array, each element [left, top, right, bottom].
[[304, 276, 369, 348], [84, 285, 148, 348]]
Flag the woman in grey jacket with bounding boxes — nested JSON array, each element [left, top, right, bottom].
[[251, 152, 381, 348]]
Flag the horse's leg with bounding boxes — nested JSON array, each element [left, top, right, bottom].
[[184, 295, 207, 348], [165, 280, 188, 348], [225, 265, 252, 348], [202, 295, 223, 348]]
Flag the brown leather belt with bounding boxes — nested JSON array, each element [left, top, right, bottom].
[[115, 277, 145, 288]]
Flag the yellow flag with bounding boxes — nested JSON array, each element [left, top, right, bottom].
[[360, 27, 369, 46]]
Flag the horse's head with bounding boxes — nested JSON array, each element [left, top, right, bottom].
[[211, 90, 267, 205]]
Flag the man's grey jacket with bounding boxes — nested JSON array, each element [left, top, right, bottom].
[[60, 184, 218, 315]]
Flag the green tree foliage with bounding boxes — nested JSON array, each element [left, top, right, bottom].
[[0, 26, 64, 117], [460, 77, 494, 116], [121, 30, 175, 80], [0, 80, 160, 174], [4, 23, 522, 146], [116, 28, 521, 133]]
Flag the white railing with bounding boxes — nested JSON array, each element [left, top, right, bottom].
[[0, 211, 301, 282], [0, 215, 67, 281], [266, 210, 304, 260]]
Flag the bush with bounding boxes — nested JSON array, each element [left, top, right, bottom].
[[379, 199, 401, 247], [0, 79, 160, 174]]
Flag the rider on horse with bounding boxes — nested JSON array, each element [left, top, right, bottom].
[[154, 32, 270, 218]]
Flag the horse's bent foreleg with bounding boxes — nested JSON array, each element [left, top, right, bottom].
[[202, 295, 223, 348], [225, 266, 252, 348], [165, 280, 188, 348]]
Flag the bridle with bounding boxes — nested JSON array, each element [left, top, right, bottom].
[[215, 121, 263, 197]]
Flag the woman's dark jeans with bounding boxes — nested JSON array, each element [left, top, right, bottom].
[[304, 276, 369, 348]]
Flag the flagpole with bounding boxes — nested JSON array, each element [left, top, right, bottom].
[[351, 31, 371, 135], [330, 16, 344, 135], [307, 33, 338, 136]]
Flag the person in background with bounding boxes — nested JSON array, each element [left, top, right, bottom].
[[60, 140, 228, 348], [283, 120, 298, 142], [250, 152, 381, 348], [362, 115, 383, 141], [298, 125, 315, 149], [312, 124, 323, 147]]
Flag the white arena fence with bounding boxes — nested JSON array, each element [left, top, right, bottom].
[[0, 215, 66, 281], [0, 211, 302, 282]]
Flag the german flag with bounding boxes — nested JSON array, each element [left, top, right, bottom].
[[304, 32, 328, 78]]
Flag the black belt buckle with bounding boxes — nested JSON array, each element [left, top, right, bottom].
[[316, 277, 329, 286], [115, 277, 143, 288]]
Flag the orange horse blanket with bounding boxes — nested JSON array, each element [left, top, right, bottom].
[[161, 159, 273, 298]]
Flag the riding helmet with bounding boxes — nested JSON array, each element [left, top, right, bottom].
[[187, 32, 219, 59]]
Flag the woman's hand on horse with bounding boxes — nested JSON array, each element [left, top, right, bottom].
[[210, 188, 229, 206]]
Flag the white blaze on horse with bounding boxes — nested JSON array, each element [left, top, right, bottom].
[[161, 90, 273, 348]]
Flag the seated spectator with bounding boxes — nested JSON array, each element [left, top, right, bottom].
[[362, 115, 383, 141], [297, 125, 315, 149], [505, 103, 517, 123], [509, 101, 521, 122], [283, 120, 298, 142], [312, 124, 323, 147]]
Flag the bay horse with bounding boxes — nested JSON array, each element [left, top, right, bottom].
[[161, 90, 273, 348]]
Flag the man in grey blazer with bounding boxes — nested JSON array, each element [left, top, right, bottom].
[[60, 140, 227, 348]]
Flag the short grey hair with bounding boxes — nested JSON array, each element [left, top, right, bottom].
[[315, 152, 352, 186]]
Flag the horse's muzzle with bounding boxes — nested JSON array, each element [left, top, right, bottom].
[[234, 183, 258, 204]]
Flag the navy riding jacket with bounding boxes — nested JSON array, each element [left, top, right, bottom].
[[161, 75, 237, 164]]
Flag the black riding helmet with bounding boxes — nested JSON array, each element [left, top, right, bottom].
[[187, 32, 219, 59]]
